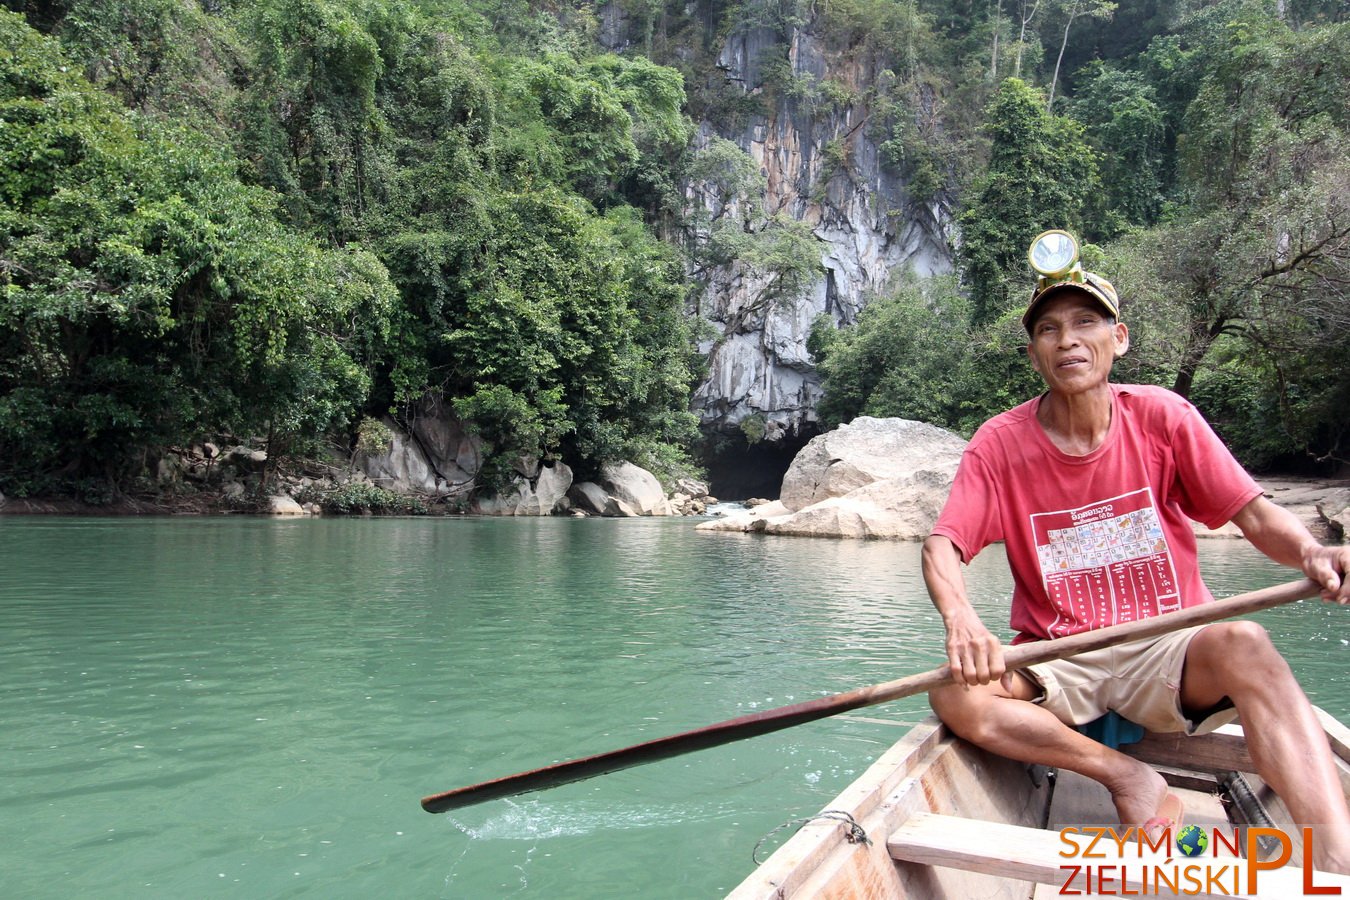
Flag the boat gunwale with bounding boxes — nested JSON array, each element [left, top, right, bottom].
[[727, 707, 1350, 899]]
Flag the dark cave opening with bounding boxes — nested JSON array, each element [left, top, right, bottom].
[[699, 428, 817, 500]]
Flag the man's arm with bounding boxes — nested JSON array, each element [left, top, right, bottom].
[[1230, 495, 1350, 604], [922, 534, 1006, 685]]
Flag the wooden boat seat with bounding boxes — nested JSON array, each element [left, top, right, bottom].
[[888, 810, 1350, 899]]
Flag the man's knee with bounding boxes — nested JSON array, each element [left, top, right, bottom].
[[930, 683, 1002, 744], [1186, 620, 1296, 705], [1214, 619, 1276, 652], [1193, 620, 1283, 676]]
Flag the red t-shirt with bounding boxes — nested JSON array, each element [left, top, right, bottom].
[[931, 384, 1262, 643]]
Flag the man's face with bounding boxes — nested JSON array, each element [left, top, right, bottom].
[[1025, 292, 1130, 395]]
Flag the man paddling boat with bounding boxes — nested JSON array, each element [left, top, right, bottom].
[[922, 230, 1350, 872]]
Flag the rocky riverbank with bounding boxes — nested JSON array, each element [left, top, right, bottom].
[[0, 441, 717, 519], [3, 414, 1345, 540]]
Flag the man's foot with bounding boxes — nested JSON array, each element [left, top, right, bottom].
[[1102, 758, 1171, 833], [1137, 792, 1184, 843]]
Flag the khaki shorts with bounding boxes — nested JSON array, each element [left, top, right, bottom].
[[1022, 625, 1237, 735]]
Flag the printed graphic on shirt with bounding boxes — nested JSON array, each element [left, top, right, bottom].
[[1030, 488, 1180, 637]]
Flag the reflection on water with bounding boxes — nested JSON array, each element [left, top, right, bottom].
[[0, 517, 1343, 898]]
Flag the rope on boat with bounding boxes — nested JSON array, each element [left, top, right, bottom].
[[750, 810, 871, 866]]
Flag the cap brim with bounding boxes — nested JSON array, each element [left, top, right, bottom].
[[1023, 281, 1120, 330]]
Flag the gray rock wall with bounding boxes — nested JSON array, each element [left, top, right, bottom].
[[687, 23, 954, 439]]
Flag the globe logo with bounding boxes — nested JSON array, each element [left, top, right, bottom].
[[1176, 824, 1208, 857]]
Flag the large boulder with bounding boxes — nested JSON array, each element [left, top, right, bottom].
[[515, 462, 573, 516], [474, 462, 574, 516], [472, 483, 524, 516], [598, 461, 673, 516], [569, 481, 620, 516], [698, 417, 966, 540], [780, 417, 966, 512], [269, 494, 307, 516], [406, 396, 482, 492], [759, 471, 952, 539], [360, 423, 437, 494]]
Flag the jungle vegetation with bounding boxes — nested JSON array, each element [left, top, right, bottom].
[[0, 0, 1345, 501]]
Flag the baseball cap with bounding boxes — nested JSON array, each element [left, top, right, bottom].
[[1023, 271, 1121, 332]]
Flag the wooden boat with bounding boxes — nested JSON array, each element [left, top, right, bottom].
[[728, 709, 1350, 899]]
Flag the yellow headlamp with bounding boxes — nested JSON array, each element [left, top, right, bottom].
[[1028, 229, 1081, 285]]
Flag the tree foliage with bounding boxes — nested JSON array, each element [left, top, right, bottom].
[[1111, 6, 1350, 465], [820, 2, 1348, 470], [0, 1, 703, 497], [810, 275, 1041, 437], [958, 77, 1098, 324], [5, 0, 1348, 499], [0, 10, 397, 496]]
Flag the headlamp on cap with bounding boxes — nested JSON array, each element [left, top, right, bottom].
[[1022, 229, 1120, 332], [1028, 229, 1081, 285]]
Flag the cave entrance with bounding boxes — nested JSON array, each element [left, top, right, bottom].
[[699, 428, 817, 501]]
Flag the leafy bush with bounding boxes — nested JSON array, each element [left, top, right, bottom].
[[811, 274, 1041, 437], [307, 482, 429, 516]]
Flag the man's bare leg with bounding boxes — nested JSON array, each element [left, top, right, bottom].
[[1181, 621, 1350, 873], [929, 676, 1170, 828]]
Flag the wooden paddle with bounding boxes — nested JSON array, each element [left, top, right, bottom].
[[421, 578, 1319, 813]]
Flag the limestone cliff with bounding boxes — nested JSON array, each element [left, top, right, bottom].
[[680, 21, 955, 441]]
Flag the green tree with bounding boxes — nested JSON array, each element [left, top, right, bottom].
[[495, 51, 691, 209], [1043, 0, 1115, 110], [1068, 63, 1165, 234], [958, 77, 1098, 325], [51, 0, 242, 131], [810, 274, 1042, 436], [436, 190, 696, 479], [234, 0, 389, 239], [1106, 9, 1350, 465]]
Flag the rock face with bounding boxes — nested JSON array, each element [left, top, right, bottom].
[[473, 462, 574, 516], [699, 417, 966, 540], [357, 397, 481, 497], [475, 460, 702, 517], [683, 22, 954, 443], [568, 481, 624, 516]]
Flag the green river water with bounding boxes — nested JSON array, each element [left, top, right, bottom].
[[3, 516, 1347, 898]]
